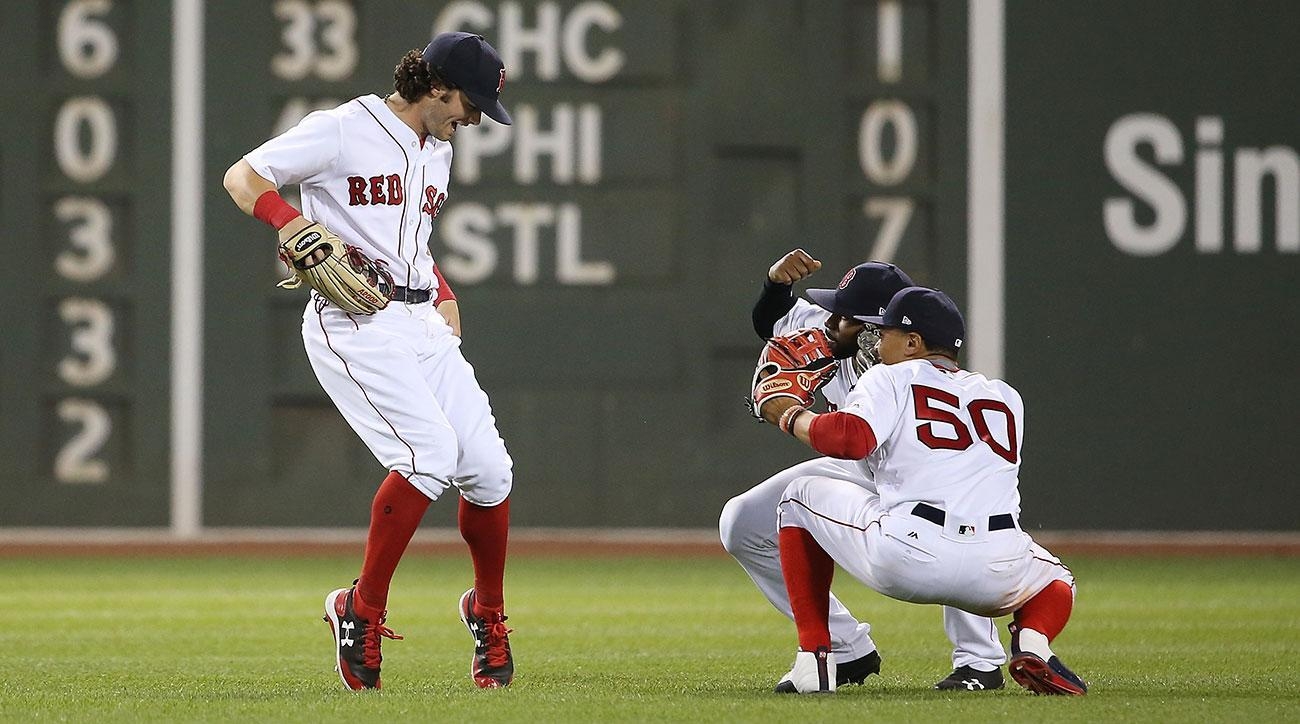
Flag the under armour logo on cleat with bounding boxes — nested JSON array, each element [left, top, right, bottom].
[[340, 621, 355, 646], [961, 679, 984, 690]]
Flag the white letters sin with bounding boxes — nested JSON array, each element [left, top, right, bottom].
[[1104, 113, 1300, 256]]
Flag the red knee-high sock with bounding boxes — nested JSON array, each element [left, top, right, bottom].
[[354, 472, 431, 621], [459, 496, 510, 615], [1014, 579, 1074, 641], [778, 526, 834, 652]]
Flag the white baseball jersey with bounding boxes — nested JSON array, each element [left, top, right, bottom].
[[778, 360, 1071, 617], [242, 94, 512, 504], [730, 294, 1010, 663], [245, 94, 450, 292], [839, 359, 1024, 521], [772, 299, 858, 408]]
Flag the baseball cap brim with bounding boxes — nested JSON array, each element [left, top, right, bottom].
[[853, 314, 886, 325], [804, 288, 845, 316], [465, 90, 512, 125]]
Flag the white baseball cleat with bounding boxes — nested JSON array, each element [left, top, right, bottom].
[[774, 647, 836, 694]]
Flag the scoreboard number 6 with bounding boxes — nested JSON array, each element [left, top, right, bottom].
[[57, 0, 118, 79]]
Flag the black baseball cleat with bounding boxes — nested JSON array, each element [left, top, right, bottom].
[[322, 584, 403, 691], [458, 588, 514, 688], [836, 650, 882, 686], [1007, 624, 1087, 695], [934, 665, 1006, 691]]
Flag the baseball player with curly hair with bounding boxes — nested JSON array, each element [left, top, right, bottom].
[[723, 250, 1009, 691], [223, 32, 516, 691], [750, 285, 1086, 696]]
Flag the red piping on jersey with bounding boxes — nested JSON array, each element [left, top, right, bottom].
[[359, 100, 415, 285], [778, 495, 884, 534], [316, 306, 421, 476], [807, 411, 877, 460], [412, 166, 426, 276]]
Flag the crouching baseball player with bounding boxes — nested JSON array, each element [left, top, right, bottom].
[[750, 285, 1087, 696], [722, 250, 1009, 691]]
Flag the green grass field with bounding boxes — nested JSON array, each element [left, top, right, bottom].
[[7, 553, 1298, 722]]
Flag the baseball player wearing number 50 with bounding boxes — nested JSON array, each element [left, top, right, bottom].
[[223, 33, 516, 691], [751, 286, 1087, 696], [722, 249, 1010, 691]]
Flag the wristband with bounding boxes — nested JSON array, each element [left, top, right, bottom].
[[777, 405, 808, 435], [253, 190, 302, 230]]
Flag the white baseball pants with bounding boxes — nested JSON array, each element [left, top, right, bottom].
[[301, 296, 512, 505], [777, 476, 1072, 619], [721, 457, 1007, 669]]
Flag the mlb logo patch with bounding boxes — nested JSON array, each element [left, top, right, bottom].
[[958, 524, 976, 536]]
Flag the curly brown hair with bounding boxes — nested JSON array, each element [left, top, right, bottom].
[[393, 49, 455, 102]]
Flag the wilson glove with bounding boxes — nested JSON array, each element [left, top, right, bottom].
[[276, 222, 392, 315], [748, 328, 839, 420]]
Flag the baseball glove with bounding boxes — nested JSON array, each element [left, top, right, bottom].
[[748, 328, 839, 420], [276, 222, 392, 315]]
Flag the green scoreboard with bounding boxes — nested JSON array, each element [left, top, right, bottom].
[[1, 1, 174, 524], [3, 0, 969, 529], [198, 0, 971, 528]]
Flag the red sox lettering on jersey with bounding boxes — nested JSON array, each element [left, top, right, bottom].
[[245, 95, 453, 292], [346, 174, 447, 221], [423, 186, 447, 219]]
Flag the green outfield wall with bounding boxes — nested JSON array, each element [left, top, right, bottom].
[[1, 1, 1295, 530]]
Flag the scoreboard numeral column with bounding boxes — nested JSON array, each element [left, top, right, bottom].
[[50, 0, 125, 485], [851, 0, 938, 279]]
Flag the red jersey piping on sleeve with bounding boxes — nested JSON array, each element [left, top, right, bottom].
[[807, 411, 878, 460]]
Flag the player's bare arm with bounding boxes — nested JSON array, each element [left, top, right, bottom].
[[760, 397, 816, 442], [768, 248, 823, 284], [438, 299, 462, 337], [223, 159, 276, 214], [223, 160, 312, 239]]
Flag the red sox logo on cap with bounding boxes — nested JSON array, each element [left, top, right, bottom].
[[837, 268, 856, 290], [497, 68, 506, 94]]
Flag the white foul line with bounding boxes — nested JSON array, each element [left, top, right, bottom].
[[170, 0, 204, 538], [968, 0, 1005, 378]]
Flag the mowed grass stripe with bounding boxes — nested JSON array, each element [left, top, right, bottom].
[[6, 555, 1298, 722]]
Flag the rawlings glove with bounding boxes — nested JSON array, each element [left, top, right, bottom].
[[748, 328, 839, 420], [276, 222, 392, 315]]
